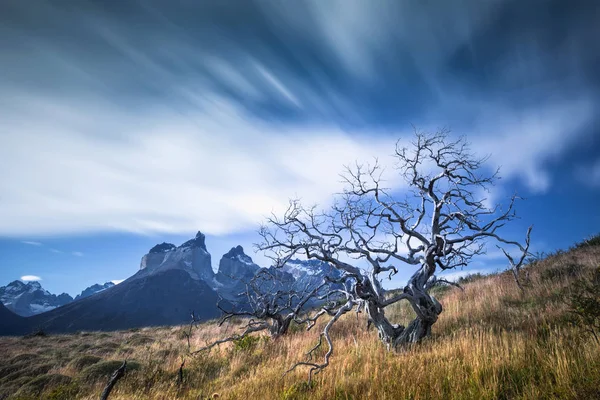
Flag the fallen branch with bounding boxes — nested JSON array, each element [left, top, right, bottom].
[[100, 360, 127, 400]]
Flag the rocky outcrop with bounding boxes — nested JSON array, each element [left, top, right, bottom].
[[214, 245, 260, 301], [139, 231, 214, 283]]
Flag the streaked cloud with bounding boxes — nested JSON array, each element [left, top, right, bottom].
[[71, 251, 84, 257]]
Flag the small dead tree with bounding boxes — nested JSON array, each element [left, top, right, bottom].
[[257, 129, 532, 380], [189, 268, 333, 354]]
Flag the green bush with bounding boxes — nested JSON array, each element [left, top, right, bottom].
[[233, 335, 260, 352]]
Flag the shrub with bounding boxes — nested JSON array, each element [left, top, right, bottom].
[[457, 273, 485, 285], [232, 335, 260, 352], [1, 363, 54, 383], [127, 334, 155, 346], [568, 266, 600, 344], [572, 233, 600, 249], [541, 264, 584, 282], [68, 355, 102, 370], [45, 382, 80, 400], [23, 327, 47, 339], [79, 360, 141, 382], [15, 374, 72, 397]]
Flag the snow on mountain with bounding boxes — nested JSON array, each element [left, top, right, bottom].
[[0, 280, 73, 317], [74, 282, 116, 301], [281, 258, 343, 286]]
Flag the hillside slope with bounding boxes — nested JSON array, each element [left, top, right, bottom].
[[0, 240, 599, 399]]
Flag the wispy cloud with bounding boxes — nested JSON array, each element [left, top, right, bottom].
[[21, 241, 42, 246], [71, 251, 84, 257], [50, 248, 64, 254], [20, 275, 41, 282]]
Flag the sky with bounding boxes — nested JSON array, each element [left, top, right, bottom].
[[0, 0, 599, 296]]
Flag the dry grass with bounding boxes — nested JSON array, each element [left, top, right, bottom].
[[1, 245, 599, 400]]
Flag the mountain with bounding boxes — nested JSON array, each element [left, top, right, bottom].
[[281, 258, 344, 288], [28, 269, 224, 333], [74, 282, 116, 301], [138, 232, 214, 283], [0, 280, 73, 317], [0, 231, 340, 335], [22, 232, 226, 333], [214, 245, 261, 301]]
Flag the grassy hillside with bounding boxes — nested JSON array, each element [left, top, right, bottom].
[[1, 241, 599, 400]]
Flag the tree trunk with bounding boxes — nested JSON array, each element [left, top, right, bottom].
[[367, 263, 442, 349], [270, 316, 292, 338]]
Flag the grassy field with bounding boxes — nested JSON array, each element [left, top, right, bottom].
[[1, 243, 599, 400]]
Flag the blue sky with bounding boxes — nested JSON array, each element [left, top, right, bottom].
[[1, 0, 599, 296]]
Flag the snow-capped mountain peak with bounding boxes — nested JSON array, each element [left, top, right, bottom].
[[74, 282, 116, 301], [0, 280, 73, 317]]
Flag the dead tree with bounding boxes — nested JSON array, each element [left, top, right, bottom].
[[189, 268, 333, 354], [257, 129, 532, 380]]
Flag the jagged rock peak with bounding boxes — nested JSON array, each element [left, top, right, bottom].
[[149, 242, 176, 254], [224, 245, 245, 258], [75, 282, 116, 301], [180, 231, 207, 251], [223, 245, 254, 264]]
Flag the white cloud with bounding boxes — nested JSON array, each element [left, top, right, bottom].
[[0, 94, 398, 237], [21, 241, 42, 246], [21, 275, 42, 282], [50, 248, 63, 254], [0, 90, 592, 238], [71, 251, 84, 257]]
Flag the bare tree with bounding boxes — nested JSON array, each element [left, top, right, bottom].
[[189, 268, 334, 354], [257, 129, 532, 380]]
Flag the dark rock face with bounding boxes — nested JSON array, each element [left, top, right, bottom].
[[149, 243, 177, 254], [28, 269, 225, 333], [0, 281, 73, 317], [214, 246, 260, 301], [217, 246, 259, 280], [74, 282, 116, 301], [180, 231, 207, 251]]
